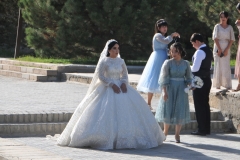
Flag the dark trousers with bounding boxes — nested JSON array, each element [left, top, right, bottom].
[[192, 77, 212, 134]]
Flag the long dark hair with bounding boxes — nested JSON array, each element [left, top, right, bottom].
[[219, 11, 230, 25], [155, 19, 168, 35], [169, 42, 186, 58]]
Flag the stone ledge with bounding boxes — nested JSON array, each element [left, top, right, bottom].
[[0, 70, 58, 82], [0, 122, 67, 136], [0, 112, 73, 123], [209, 92, 240, 133], [0, 64, 58, 76], [0, 120, 229, 137]]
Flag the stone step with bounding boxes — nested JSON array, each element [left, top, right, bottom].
[[0, 64, 58, 76], [159, 120, 229, 133], [0, 112, 72, 124], [0, 58, 59, 70], [0, 109, 221, 124], [0, 120, 228, 136], [0, 122, 67, 136], [0, 70, 57, 82]]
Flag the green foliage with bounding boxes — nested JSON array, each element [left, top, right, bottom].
[[19, 0, 198, 59], [188, 0, 239, 57], [17, 0, 238, 61], [0, 0, 18, 48]]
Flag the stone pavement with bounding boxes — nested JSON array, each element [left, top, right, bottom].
[[0, 75, 240, 159], [1, 133, 239, 160]]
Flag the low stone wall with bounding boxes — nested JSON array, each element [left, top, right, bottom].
[[209, 92, 240, 133]]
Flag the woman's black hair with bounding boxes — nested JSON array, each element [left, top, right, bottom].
[[107, 40, 118, 57], [155, 19, 168, 35], [170, 42, 186, 58], [219, 11, 230, 25]]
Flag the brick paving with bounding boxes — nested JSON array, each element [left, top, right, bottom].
[[0, 75, 88, 113], [3, 134, 240, 160], [0, 75, 240, 160]]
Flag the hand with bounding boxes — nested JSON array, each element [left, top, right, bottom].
[[238, 35, 240, 38], [120, 83, 127, 93], [112, 84, 121, 94], [223, 49, 228, 57], [171, 32, 180, 38], [235, 19, 240, 25], [163, 91, 168, 101], [217, 49, 222, 56]]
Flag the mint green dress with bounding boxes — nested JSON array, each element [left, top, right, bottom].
[[155, 59, 192, 125]]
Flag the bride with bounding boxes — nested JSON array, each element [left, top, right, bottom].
[[57, 39, 165, 149]]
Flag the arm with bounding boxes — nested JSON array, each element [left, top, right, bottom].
[[155, 33, 173, 44], [158, 60, 170, 101], [224, 26, 235, 56], [120, 60, 128, 93], [97, 60, 114, 87], [212, 25, 222, 56], [191, 50, 205, 72], [120, 60, 128, 84], [185, 61, 192, 85]]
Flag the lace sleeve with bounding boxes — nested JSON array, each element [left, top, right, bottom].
[[158, 60, 170, 87], [120, 60, 129, 84], [212, 24, 218, 40], [97, 60, 113, 87], [155, 33, 173, 44], [184, 60, 192, 85], [230, 26, 235, 41]]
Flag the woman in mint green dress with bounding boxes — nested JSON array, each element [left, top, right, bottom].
[[155, 42, 191, 143]]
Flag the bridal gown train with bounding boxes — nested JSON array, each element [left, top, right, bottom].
[[57, 57, 165, 150]]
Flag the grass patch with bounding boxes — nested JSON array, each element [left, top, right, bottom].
[[15, 56, 148, 65], [10, 56, 237, 67], [16, 56, 98, 64]]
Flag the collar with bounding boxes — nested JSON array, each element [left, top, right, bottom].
[[198, 44, 206, 49]]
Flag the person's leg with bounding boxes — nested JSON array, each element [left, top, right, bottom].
[[205, 77, 212, 134], [233, 78, 240, 91], [147, 92, 153, 109], [192, 79, 208, 134], [175, 124, 182, 143], [163, 123, 170, 137]]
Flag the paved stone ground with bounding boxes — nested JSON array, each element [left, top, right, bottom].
[[0, 75, 88, 113], [1, 75, 240, 160], [3, 133, 240, 160], [0, 75, 163, 113]]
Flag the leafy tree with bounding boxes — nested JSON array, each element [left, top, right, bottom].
[[18, 0, 67, 57], [18, 0, 215, 60], [0, 0, 19, 48], [188, 0, 239, 57]]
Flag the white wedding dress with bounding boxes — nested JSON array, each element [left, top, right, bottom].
[[57, 57, 165, 150]]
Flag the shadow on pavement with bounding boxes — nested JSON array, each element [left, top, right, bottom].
[[102, 143, 219, 160], [205, 134, 240, 142]]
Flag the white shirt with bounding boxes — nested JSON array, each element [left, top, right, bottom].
[[191, 44, 206, 72]]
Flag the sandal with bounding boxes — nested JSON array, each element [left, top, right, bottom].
[[175, 135, 180, 143], [233, 84, 240, 92], [148, 105, 153, 110]]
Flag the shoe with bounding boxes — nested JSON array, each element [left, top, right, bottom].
[[233, 84, 240, 92], [148, 105, 153, 110], [175, 135, 180, 143], [191, 131, 206, 136]]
